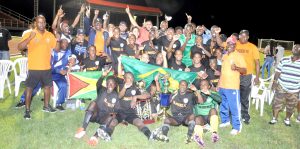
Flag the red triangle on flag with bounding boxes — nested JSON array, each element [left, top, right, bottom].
[[68, 74, 89, 97]]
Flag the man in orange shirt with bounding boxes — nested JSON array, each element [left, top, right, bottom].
[[218, 36, 246, 135], [236, 30, 260, 124], [18, 15, 59, 119]]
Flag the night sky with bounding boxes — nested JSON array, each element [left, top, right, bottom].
[[2, 0, 299, 44]]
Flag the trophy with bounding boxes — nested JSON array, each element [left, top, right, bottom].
[[158, 73, 172, 120], [136, 80, 154, 124]]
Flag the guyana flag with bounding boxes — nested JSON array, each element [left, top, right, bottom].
[[121, 56, 197, 91], [68, 71, 102, 99]]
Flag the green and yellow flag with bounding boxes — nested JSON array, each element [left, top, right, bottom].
[[121, 56, 197, 91]]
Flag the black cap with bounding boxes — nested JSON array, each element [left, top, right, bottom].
[[77, 28, 85, 35]]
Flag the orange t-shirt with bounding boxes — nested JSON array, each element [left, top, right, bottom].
[[94, 31, 105, 56], [235, 41, 260, 75], [219, 50, 246, 90], [21, 30, 56, 70]]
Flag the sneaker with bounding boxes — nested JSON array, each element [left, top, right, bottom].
[[97, 128, 111, 141], [88, 136, 99, 146], [185, 136, 192, 144], [24, 110, 31, 120], [56, 105, 65, 111], [211, 132, 219, 143], [75, 128, 86, 139], [219, 121, 231, 128], [230, 129, 240, 135], [15, 101, 25, 108], [193, 134, 205, 147], [42, 105, 56, 113], [269, 118, 277, 125], [242, 118, 250, 125], [296, 115, 300, 123], [284, 119, 291, 127]]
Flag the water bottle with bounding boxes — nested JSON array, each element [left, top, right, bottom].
[[76, 99, 81, 109], [80, 101, 85, 110]]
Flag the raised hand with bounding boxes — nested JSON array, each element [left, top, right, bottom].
[[185, 13, 192, 22], [79, 4, 85, 14], [125, 5, 130, 14], [94, 9, 99, 16]]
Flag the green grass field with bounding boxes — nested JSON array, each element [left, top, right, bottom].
[[0, 52, 299, 149]]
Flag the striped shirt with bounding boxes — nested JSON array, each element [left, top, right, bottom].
[[276, 56, 300, 93]]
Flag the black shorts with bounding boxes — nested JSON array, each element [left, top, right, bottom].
[[90, 113, 116, 125], [170, 114, 192, 126], [116, 111, 139, 124], [25, 69, 52, 88]]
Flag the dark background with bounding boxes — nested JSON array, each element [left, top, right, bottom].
[[2, 0, 299, 44]]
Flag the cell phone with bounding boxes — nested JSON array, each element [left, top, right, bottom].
[[104, 65, 109, 71]]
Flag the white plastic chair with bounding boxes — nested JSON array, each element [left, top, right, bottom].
[[0, 60, 13, 99], [13, 57, 28, 97], [249, 75, 274, 116]]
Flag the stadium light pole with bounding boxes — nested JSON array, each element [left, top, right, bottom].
[[53, 0, 56, 20]]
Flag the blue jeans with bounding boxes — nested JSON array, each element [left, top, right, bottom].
[[261, 56, 274, 79], [53, 77, 68, 105], [0, 51, 10, 60]]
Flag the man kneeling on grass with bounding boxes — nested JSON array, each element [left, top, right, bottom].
[[193, 79, 221, 147], [75, 68, 120, 146]]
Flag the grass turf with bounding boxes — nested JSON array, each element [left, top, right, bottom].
[[0, 51, 299, 149]]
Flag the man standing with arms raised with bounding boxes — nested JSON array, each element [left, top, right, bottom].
[[18, 15, 59, 119]]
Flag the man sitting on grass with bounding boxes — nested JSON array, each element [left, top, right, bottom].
[[75, 67, 120, 146], [193, 79, 221, 147]]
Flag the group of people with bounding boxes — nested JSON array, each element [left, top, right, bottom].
[[11, 3, 300, 147]]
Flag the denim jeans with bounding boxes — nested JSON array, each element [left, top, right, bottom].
[[261, 56, 274, 79], [0, 51, 10, 60]]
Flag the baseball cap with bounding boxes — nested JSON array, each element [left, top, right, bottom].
[[68, 54, 77, 60], [226, 35, 237, 44], [76, 28, 84, 35], [239, 29, 249, 35], [95, 18, 102, 24], [119, 21, 127, 26]]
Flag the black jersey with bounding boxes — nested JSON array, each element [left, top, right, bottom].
[[170, 91, 196, 116]]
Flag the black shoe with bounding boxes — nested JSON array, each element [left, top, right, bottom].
[[42, 105, 56, 113], [185, 136, 192, 144], [15, 101, 25, 108], [56, 105, 65, 111], [24, 110, 31, 119]]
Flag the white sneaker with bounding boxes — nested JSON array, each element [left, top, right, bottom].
[[75, 128, 86, 139], [296, 116, 300, 123], [219, 122, 231, 128], [230, 129, 240, 135]]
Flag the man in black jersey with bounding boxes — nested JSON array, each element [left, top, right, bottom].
[[153, 80, 202, 144], [117, 72, 156, 140], [75, 68, 120, 146], [106, 27, 127, 71], [169, 50, 186, 71], [186, 51, 208, 89]]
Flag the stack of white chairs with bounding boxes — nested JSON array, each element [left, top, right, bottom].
[[0, 60, 13, 99], [249, 74, 274, 116], [13, 57, 28, 97]]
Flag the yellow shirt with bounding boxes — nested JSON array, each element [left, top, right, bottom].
[[219, 50, 246, 90], [21, 30, 56, 70], [235, 41, 260, 75], [94, 31, 105, 56]]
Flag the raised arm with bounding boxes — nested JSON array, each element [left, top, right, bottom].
[[125, 5, 140, 28], [71, 4, 85, 28], [52, 5, 65, 33], [92, 9, 99, 27]]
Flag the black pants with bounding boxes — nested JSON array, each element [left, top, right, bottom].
[[240, 75, 252, 121]]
